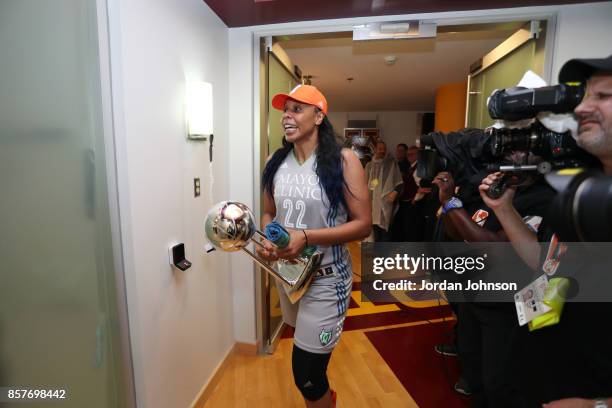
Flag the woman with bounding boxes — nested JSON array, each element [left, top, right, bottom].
[[257, 84, 371, 408]]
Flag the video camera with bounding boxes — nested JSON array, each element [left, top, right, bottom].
[[486, 82, 611, 240], [417, 128, 492, 187], [482, 83, 596, 198], [417, 85, 586, 188], [417, 82, 609, 241]]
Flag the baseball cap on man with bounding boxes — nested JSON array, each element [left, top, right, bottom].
[[271, 84, 328, 115], [559, 54, 612, 83]]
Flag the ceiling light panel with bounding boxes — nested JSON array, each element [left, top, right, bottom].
[[353, 21, 436, 41]]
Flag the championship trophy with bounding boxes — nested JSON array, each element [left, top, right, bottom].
[[205, 201, 322, 303]]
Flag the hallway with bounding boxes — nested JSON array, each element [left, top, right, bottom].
[[5, 2, 612, 406], [202, 243, 466, 408]]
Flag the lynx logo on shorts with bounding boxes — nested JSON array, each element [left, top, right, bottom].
[[319, 328, 333, 346]]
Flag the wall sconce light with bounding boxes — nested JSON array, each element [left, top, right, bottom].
[[186, 81, 213, 140]]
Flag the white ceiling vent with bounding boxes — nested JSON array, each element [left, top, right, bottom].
[[353, 21, 437, 41]]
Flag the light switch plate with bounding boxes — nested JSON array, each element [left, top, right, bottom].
[[194, 178, 201, 197]]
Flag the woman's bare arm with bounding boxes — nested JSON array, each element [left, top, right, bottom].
[[275, 149, 372, 260]]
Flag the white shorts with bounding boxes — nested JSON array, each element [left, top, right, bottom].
[[277, 264, 352, 354]]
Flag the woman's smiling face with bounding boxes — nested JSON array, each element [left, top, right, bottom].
[[281, 99, 323, 143]]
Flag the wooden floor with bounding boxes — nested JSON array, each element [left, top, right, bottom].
[[203, 327, 421, 408], [203, 241, 428, 408]]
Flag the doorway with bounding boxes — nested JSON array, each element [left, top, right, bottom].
[[255, 16, 555, 357]]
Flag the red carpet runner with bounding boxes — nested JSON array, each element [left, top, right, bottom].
[[365, 320, 469, 408]]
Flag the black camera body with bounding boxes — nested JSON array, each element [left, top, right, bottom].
[[487, 84, 584, 122], [417, 148, 448, 181], [416, 128, 492, 187]]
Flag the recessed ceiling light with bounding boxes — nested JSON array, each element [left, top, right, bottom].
[[384, 55, 397, 65]]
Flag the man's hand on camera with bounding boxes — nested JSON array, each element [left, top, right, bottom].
[[432, 171, 455, 204], [479, 172, 516, 210]]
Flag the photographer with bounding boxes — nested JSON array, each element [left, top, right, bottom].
[[479, 56, 612, 408], [433, 167, 554, 408]]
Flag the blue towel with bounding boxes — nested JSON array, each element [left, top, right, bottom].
[[264, 221, 290, 248]]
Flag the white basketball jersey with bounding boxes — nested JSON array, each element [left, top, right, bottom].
[[273, 151, 352, 282]]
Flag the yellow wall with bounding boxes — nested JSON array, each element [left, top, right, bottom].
[[271, 42, 295, 77], [434, 82, 467, 132]]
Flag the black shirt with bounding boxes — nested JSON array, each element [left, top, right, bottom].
[[517, 208, 612, 405]]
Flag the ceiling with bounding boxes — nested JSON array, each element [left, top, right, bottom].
[[202, 0, 605, 28], [278, 24, 521, 111]]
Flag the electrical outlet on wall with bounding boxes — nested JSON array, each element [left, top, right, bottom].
[[194, 178, 201, 197]]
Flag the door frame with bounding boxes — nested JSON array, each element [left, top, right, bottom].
[[260, 48, 301, 353], [465, 20, 552, 128], [250, 7, 559, 354], [94, 0, 137, 404]]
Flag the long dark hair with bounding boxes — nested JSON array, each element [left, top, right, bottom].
[[262, 116, 348, 213]]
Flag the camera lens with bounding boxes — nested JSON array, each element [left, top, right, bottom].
[[486, 127, 537, 157], [549, 173, 612, 241]]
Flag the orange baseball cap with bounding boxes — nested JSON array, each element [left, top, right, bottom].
[[271, 84, 328, 115]]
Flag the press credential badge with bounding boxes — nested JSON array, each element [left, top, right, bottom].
[[515, 274, 552, 326]]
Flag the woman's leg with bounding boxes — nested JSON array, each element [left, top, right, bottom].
[[292, 274, 351, 407], [292, 344, 333, 407]]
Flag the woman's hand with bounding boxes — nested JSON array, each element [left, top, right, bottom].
[[275, 229, 307, 261], [479, 172, 516, 210], [255, 238, 279, 262]]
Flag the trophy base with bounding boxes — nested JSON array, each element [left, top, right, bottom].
[[240, 247, 322, 303], [276, 251, 322, 304]]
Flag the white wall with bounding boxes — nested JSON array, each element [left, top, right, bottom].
[[228, 1, 612, 357], [551, 2, 612, 83], [228, 29, 258, 345], [107, 0, 233, 407], [327, 111, 427, 149]]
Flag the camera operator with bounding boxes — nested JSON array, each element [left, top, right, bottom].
[[433, 166, 554, 408], [479, 55, 612, 408]]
